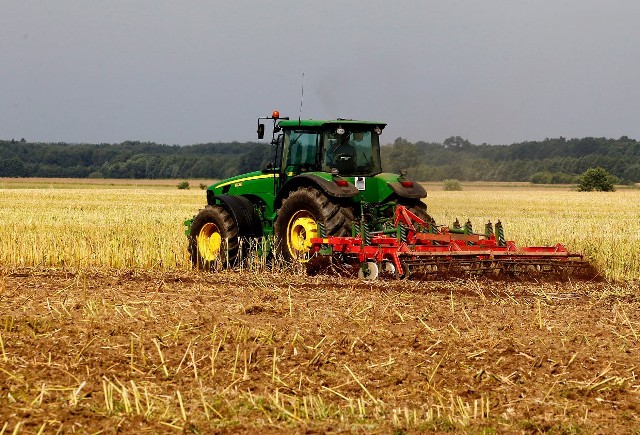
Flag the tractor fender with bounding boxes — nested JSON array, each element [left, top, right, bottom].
[[274, 174, 359, 209], [211, 194, 263, 238], [387, 181, 427, 199]]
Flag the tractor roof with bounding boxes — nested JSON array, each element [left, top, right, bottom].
[[277, 119, 386, 130]]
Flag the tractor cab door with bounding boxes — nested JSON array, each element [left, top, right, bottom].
[[280, 130, 321, 186]]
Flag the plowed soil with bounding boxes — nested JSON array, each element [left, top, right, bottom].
[[1, 268, 639, 433]]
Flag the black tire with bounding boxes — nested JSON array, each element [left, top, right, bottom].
[[275, 186, 354, 262], [189, 205, 239, 270]]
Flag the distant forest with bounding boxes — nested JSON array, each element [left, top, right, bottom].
[[1, 135, 639, 183]]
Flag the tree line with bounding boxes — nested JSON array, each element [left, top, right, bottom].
[[381, 136, 640, 183], [0, 140, 272, 180], [1, 136, 639, 183]]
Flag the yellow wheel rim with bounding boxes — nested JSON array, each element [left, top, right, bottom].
[[197, 222, 222, 261], [286, 211, 318, 262]]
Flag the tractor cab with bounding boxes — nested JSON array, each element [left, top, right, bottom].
[[258, 112, 385, 179], [281, 123, 384, 177]]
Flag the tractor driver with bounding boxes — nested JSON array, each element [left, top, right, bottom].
[[324, 132, 356, 173]]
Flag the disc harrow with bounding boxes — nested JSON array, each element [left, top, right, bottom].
[[309, 205, 596, 280]]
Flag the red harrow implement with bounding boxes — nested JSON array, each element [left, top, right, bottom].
[[309, 205, 595, 280]]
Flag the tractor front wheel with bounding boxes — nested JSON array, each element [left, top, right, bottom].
[[189, 205, 239, 270], [275, 187, 354, 263]]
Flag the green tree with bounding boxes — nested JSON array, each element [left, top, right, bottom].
[[577, 167, 616, 191], [0, 157, 26, 176], [386, 138, 418, 173], [442, 136, 471, 148]]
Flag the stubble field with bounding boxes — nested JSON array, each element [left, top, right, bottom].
[[0, 179, 639, 433]]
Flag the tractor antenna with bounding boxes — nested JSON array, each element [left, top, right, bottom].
[[298, 72, 305, 124]]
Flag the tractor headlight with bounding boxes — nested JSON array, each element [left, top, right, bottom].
[[336, 126, 345, 135], [374, 126, 382, 135]]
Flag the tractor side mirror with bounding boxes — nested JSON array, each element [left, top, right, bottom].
[[257, 123, 265, 140]]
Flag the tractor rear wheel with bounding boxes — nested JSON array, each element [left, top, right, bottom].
[[275, 186, 354, 262], [189, 205, 239, 270]]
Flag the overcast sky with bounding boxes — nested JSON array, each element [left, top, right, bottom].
[[1, 1, 639, 145]]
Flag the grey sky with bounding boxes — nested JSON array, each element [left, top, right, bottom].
[[2, 1, 639, 145]]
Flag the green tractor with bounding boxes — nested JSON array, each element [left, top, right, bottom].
[[186, 110, 430, 269]]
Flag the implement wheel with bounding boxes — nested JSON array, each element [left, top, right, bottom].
[[358, 261, 379, 280], [189, 205, 239, 270], [275, 186, 354, 263]]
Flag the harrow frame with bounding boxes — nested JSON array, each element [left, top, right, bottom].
[[309, 205, 591, 280]]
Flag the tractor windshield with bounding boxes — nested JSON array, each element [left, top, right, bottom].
[[322, 130, 382, 176]]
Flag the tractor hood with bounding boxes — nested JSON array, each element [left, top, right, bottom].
[[207, 170, 280, 216], [210, 170, 277, 194]]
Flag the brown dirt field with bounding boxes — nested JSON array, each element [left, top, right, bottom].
[[0, 269, 639, 433]]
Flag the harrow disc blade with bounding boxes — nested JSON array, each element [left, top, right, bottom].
[[399, 256, 599, 280]]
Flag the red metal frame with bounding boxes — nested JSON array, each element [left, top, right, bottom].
[[310, 206, 583, 275]]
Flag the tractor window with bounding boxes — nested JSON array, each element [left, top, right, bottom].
[[323, 130, 382, 176], [284, 131, 320, 171]]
